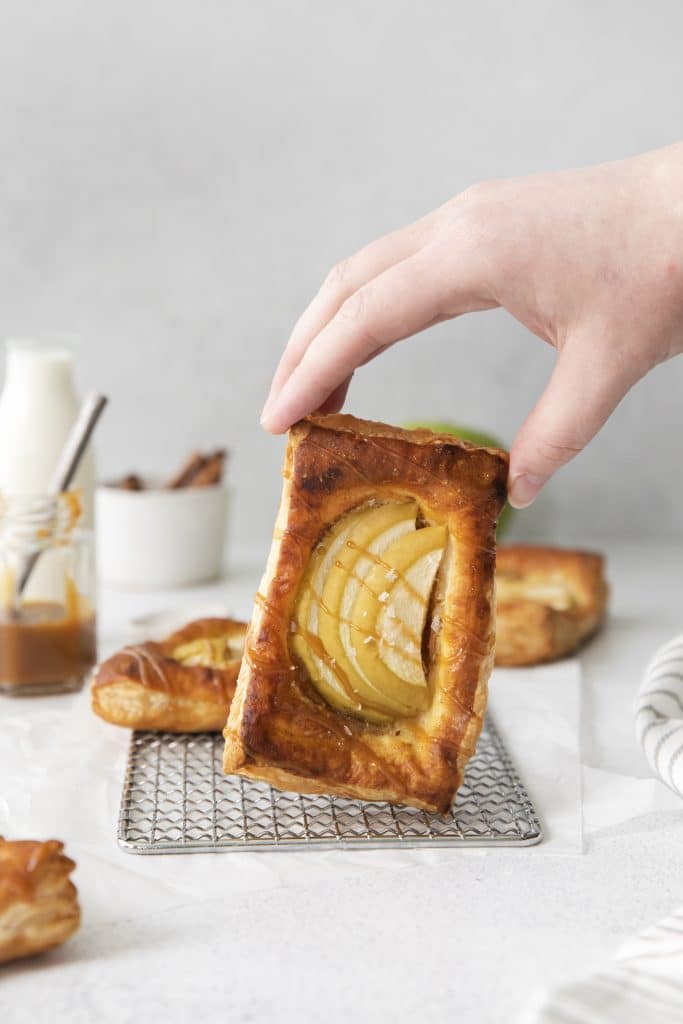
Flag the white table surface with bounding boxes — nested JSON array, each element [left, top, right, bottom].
[[1, 541, 682, 1023]]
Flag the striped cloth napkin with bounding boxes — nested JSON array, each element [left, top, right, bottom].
[[519, 633, 683, 1022], [637, 632, 683, 797], [520, 907, 683, 1023]]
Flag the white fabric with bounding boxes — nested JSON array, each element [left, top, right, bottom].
[[520, 630, 683, 1023]]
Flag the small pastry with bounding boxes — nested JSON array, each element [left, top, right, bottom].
[[92, 617, 247, 732], [0, 838, 80, 965], [224, 414, 508, 813], [495, 546, 608, 667]]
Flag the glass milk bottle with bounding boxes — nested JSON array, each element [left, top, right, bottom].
[[0, 340, 95, 523]]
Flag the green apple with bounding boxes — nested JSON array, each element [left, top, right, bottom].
[[402, 420, 513, 537]]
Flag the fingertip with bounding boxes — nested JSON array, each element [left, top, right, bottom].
[[259, 409, 289, 434], [508, 473, 547, 509], [260, 396, 290, 433]]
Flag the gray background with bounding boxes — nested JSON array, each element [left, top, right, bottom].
[[0, 1, 681, 554]]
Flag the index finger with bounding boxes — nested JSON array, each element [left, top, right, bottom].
[[264, 214, 439, 410], [261, 239, 496, 433]]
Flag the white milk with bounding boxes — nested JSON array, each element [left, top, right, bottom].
[[0, 341, 95, 524]]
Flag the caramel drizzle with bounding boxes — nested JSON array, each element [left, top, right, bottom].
[[121, 645, 169, 690], [299, 628, 408, 717], [305, 436, 376, 485], [363, 436, 454, 489], [313, 589, 422, 663], [292, 526, 443, 710], [252, 593, 414, 717], [254, 590, 288, 623], [253, 508, 451, 722], [249, 589, 438, 790], [117, 643, 228, 693], [295, 528, 435, 656], [344, 537, 432, 606]]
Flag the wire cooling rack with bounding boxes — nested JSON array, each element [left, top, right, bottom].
[[117, 715, 542, 853]]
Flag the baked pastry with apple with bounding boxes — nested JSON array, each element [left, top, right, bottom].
[[495, 546, 608, 667], [0, 838, 80, 965], [92, 617, 247, 732], [224, 414, 508, 813]]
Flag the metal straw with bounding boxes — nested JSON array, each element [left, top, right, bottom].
[[15, 392, 108, 601]]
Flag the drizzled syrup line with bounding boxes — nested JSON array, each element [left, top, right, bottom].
[[343, 537, 434, 606], [242, 646, 299, 677], [121, 646, 170, 690], [362, 436, 455, 490], [330, 554, 421, 637], [432, 603, 493, 648], [254, 591, 289, 622], [303, 592, 422, 660], [305, 437, 376, 486], [257, 559, 425, 662], [300, 630, 419, 718], [118, 644, 231, 693]]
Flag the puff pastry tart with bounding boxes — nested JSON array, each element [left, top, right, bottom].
[[0, 838, 80, 965], [92, 617, 247, 732], [224, 415, 508, 813], [495, 546, 608, 667]]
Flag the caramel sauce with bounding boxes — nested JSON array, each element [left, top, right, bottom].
[[312, 591, 421, 660], [118, 645, 170, 691], [298, 628, 401, 717], [287, 520, 444, 721], [255, 503, 450, 736], [254, 590, 285, 620], [344, 538, 428, 606], [0, 601, 96, 689]]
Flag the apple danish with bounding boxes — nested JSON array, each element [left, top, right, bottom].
[[495, 546, 608, 666], [0, 838, 80, 965], [224, 415, 508, 813], [92, 617, 247, 732]]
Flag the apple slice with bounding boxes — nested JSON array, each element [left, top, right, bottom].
[[293, 502, 416, 722], [174, 638, 230, 668], [292, 505, 369, 703], [496, 573, 574, 611], [351, 525, 446, 706], [316, 502, 419, 718], [291, 500, 448, 723]]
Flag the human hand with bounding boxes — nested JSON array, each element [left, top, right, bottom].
[[260, 144, 683, 508]]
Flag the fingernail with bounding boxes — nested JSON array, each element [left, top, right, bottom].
[[508, 473, 546, 509]]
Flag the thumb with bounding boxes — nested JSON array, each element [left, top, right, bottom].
[[508, 337, 635, 509]]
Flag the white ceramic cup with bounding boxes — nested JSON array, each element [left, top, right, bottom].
[[96, 483, 229, 588]]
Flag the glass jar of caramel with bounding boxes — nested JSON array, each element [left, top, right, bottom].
[[0, 492, 96, 695]]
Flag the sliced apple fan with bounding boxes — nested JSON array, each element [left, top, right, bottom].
[[292, 501, 446, 723]]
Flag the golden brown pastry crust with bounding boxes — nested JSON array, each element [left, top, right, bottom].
[[92, 617, 247, 732], [495, 546, 608, 667], [0, 838, 80, 965], [224, 414, 508, 813]]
